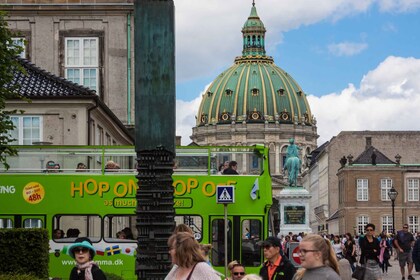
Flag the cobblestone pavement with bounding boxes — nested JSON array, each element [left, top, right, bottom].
[[373, 258, 420, 280]]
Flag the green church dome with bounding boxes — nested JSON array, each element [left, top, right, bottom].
[[196, 2, 314, 127]]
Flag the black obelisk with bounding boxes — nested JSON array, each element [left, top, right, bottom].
[[134, 1, 175, 279]]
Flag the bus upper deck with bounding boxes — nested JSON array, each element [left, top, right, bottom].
[[0, 145, 267, 176]]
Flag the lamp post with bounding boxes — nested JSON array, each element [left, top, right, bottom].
[[388, 186, 398, 234]]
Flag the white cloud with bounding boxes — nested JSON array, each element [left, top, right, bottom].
[[377, 0, 420, 12], [174, 0, 377, 84], [328, 42, 368, 56], [176, 85, 208, 145], [307, 56, 420, 144]]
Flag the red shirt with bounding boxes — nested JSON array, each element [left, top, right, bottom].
[[266, 255, 282, 280]]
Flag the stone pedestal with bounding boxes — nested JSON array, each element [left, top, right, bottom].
[[277, 187, 312, 236]]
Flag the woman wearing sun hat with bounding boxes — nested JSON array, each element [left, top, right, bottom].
[[68, 237, 107, 280]]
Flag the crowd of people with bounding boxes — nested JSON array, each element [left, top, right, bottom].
[[63, 222, 420, 280]]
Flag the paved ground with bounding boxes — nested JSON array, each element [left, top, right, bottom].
[[376, 258, 420, 280]]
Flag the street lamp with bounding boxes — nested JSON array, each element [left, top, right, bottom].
[[388, 186, 398, 234]]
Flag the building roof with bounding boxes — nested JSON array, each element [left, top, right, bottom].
[[195, 2, 314, 127], [10, 57, 96, 98], [309, 141, 329, 167], [352, 145, 395, 165], [8, 57, 134, 142]]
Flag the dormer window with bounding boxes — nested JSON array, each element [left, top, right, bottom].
[[225, 89, 233, 96], [207, 91, 213, 97], [297, 90, 302, 96], [251, 88, 259, 96], [277, 88, 285, 95]]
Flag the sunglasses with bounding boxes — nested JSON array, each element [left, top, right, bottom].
[[233, 272, 245, 276], [73, 247, 89, 254]]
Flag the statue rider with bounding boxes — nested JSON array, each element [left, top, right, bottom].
[[284, 138, 301, 187]]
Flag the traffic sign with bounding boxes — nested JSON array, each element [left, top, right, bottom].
[[216, 185, 235, 204], [289, 242, 301, 267]]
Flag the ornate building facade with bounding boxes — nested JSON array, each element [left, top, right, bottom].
[[191, 3, 318, 194]]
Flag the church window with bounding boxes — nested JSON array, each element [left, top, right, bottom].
[[356, 179, 368, 201], [65, 37, 98, 91], [251, 88, 259, 96], [9, 116, 42, 145], [277, 88, 285, 95], [281, 145, 288, 170], [380, 179, 392, 201], [225, 89, 233, 96], [407, 178, 419, 201]]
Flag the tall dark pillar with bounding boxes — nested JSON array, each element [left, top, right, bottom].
[[134, 0, 175, 279]]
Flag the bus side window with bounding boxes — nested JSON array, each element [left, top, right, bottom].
[[103, 215, 136, 242], [174, 215, 203, 241], [53, 215, 101, 242], [23, 218, 43, 228], [0, 218, 13, 229]]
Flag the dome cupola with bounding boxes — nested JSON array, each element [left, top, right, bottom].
[[195, 2, 315, 128]]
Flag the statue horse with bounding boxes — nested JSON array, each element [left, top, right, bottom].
[[284, 156, 301, 187]]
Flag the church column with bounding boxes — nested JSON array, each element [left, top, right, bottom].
[[275, 143, 280, 175]]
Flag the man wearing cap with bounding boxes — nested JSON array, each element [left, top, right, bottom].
[[259, 236, 296, 280]]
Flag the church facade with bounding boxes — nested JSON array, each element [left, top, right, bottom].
[[190, 3, 318, 195]]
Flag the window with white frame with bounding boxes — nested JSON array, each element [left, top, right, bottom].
[[65, 37, 98, 91], [9, 116, 42, 145], [381, 178, 392, 201], [357, 179, 369, 201], [95, 125, 104, 145], [357, 216, 369, 234], [382, 215, 393, 233], [408, 179, 419, 201], [11, 37, 26, 58], [408, 216, 419, 233]]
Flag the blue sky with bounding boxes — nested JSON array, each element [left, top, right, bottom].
[[174, 0, 420, 145]]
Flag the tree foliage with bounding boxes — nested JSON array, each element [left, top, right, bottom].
[[0, 11, 25, 170]]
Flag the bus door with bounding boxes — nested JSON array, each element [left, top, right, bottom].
[[209, 215, 264, 273], [209, 216, 232, 268], [0, 215, 45, 228], [237, 216, 263, 268]]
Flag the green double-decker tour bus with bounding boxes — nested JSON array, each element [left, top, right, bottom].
[[0, 145, 273, 279]]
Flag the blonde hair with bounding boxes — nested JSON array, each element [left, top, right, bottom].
[[168, 232, 205, 268], [228, 260, 239, 273], [173, 224, 193, 235], [294, 234, 339, 280], [199, 243, 212, 256]]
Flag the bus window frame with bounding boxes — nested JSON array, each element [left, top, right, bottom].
[[22, 215, 45, 229], [53, 214, 101, 243], [0, 216, 14, 229]]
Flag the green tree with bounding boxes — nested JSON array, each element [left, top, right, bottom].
[[0, 11, 25, 170]]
